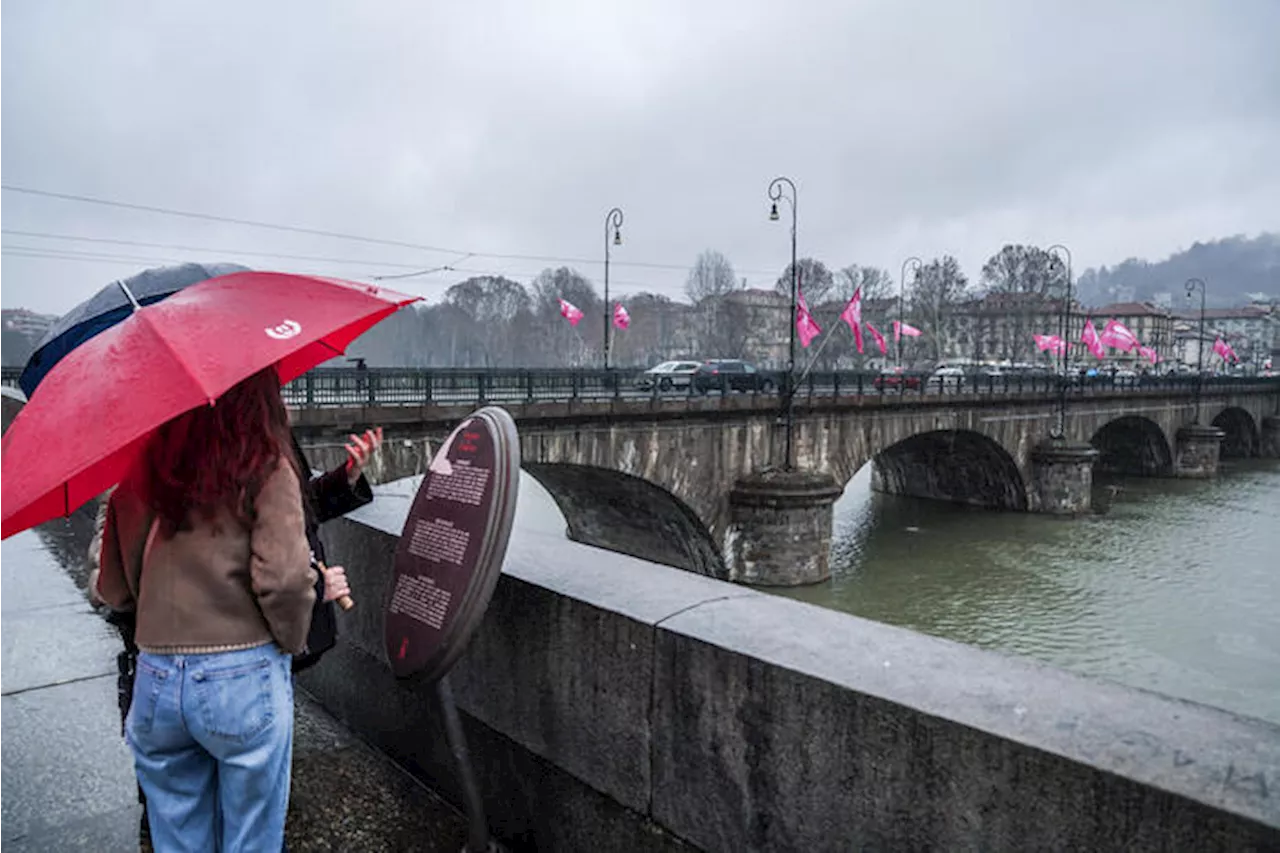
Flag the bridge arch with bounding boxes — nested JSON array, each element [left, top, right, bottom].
[[1211, 407, 1259, 458], [521, 462, 726, 579], [1090, 416, 1173, 476], [865, 429, 1029, 511]]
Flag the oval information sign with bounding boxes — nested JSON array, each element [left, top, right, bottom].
[[384, 406, 520, 682]]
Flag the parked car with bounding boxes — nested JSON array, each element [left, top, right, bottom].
[[636, 360, 701, 391], [872, 367, 922, 391], [692, 359, 775, 394]]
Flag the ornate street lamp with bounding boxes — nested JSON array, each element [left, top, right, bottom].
[[1185, 277, 1207, 423], [1047, 244, 1073, 438], [603, 207, 623, 370], [768, 177, 799, 470], [900, 257, 922, 370]]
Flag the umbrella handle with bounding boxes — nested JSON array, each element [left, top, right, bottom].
[[317, 561, 356, 611]]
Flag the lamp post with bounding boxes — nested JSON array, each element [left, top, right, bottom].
[[899, 257, 922, 370], [768, 177, 798, 471], [1185, 277, 1207, 423], [1047, 244, 1073, 438], [602, 207, 623, 370]]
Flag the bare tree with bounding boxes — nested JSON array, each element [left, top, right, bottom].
[[775, 258, 835, 305], [980, 245, 1058, 362], [445, 275, 532, 366], [908, 255, 970, 360], [529, 267, 601, 367], [685, 250, 738, 303], [980, 244, 1056, 295], [836, 265, 894, 303]]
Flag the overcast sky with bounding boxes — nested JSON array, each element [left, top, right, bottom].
[[3, 0, 1278, 315]]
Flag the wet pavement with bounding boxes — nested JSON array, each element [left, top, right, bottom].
[[2, 512, 469, 852]]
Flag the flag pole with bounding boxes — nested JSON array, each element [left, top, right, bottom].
[[796, 320, 844, 384]]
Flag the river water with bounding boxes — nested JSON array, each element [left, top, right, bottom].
[[771, 459, 1280, 726], [518, 459, 1280, 725]]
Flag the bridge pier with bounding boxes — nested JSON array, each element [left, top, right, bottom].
[[1173, 424, 1225, 478], [1262, 416, 1280, 458], [725, 469, 843, 586], [1031, 439, 1099, 515]]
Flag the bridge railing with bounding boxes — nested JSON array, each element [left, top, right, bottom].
[[275, 367, 1280, 408], [4, 364, 1275, 407]]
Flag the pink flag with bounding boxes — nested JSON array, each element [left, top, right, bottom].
[[1213, 338, 1238, 362], [612, 303, 630, 330], [839, 288, 864, 353], [893, 320, 922, 341], [1081, 319, 1106, 359], [558, 298, 584, 327], [1099, 319, 1139, 352], [865, 321, 887, 356], [1137, 345, 1159, 365], [796, 292, 822, 348], [1034, 334, 1067, 355]]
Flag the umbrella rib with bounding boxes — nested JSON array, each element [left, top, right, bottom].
[[139, 309, 219, 404]]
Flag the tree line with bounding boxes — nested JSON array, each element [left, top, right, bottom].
[[0, 243, 1106, 370], [339, 244, 1077, 369]]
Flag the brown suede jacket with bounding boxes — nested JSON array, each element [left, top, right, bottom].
[[96, 459, 317, 655]]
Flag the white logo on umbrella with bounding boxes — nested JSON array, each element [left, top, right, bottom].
[[265, 319, 302, 340]]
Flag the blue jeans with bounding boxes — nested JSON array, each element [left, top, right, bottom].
[[126, 644, 294, 852]]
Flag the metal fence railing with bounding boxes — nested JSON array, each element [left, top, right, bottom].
[[4, 364, 1276, 408], [278, 367, 1280, 408]]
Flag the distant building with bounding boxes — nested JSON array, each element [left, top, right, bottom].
[[2, 309, 55, 338], [1091, 302, 1176, 365], [1174, 305, 1279, 369], [939, 292, 1081, 365]]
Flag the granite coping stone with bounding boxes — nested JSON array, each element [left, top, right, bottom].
[[656, 593, 1280, 830]]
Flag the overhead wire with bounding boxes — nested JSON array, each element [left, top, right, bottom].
[[1, 184, 783, 277], [1, 229, 441, 270]]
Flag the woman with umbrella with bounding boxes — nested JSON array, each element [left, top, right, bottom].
[[25, 264, 383, 720], [97, 366, 315, 850], [2, 269, 419, 851]]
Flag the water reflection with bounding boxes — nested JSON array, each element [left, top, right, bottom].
[[772, 460, 1280, 724]]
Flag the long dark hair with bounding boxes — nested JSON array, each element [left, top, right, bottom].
[[143, 367, 298, 534]]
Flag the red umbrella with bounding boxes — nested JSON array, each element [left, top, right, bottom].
[[2, 271, 419, 539]]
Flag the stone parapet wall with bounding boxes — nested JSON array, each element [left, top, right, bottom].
[[300, 487, 1280, 852]]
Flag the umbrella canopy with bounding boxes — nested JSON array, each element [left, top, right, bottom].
[[2, 271, 418, 539], [18, 262, 251, 398]]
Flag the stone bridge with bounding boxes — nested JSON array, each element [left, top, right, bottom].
[[293, 382, 1280, 585]]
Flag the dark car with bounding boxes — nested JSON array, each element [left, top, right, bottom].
[[692, 359, 776, 394]]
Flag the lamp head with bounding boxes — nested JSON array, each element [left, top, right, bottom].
[[769, 202, 779, 221], [613, 228, 622, 246]]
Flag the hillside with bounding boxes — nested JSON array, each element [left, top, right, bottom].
[[1076, 233, 1280, 308]]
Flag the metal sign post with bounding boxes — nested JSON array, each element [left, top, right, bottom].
[[384, 407, 520, 853]]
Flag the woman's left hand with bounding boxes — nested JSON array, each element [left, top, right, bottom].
[[344, 427, 383, 485]]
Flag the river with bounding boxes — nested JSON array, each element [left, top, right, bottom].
[[771, 459, 1280, 726]]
